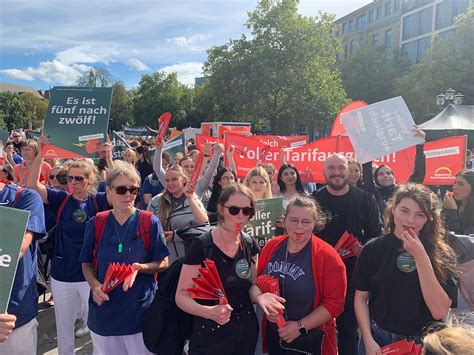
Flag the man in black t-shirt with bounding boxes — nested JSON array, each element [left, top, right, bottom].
[[312, 153, 382, 355]]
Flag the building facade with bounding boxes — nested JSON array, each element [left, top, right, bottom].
[[335, 0, 473, 62]]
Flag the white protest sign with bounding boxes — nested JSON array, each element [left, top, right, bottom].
[[340, 96, 424, 163]]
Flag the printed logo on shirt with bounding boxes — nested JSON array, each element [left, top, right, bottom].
[[266, 261, 305, 281]]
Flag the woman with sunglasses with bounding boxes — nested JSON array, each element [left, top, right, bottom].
[[153, 137, 224, 199], [27, 137, 114, 355], [147, 165, 209, 262], [207, 168, 238, 223], [80, 161, 169, 354], [354, 184, 458, 355], [258, 196, 347, 355], [12, 139, 52, 187], [176, 184, 282, 355]]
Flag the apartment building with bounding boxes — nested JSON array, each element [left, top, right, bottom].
[[335, 0, 472, 62]]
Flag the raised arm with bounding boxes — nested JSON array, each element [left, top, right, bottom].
[[26, 138, 48, 204], [184, 185, 209, 225], [195, 143, 223, 197], [152, 137, 166, 187], [408, 126, 426, 184]]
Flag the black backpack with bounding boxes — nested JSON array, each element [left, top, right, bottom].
[[142, 231, 214, 355]]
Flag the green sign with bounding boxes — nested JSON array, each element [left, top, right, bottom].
[[111, 131, 132, 160], [25, 131, 41, 140], [42, 86, 113, 159], [243, 197, 284, 248], [0, 206, 30, 312], [0, 130, 9, 145]]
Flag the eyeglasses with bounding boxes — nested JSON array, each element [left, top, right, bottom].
[[287, 218, 314, 227], [113, 186, 140, 195], [223, 205, 255, 216], [221, 175, 235, 181], [67, 175, 86, 182]]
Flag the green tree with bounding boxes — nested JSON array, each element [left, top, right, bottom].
[[340, 44, 411, 104], [109, 82, 132, 131], [76, 67, 114, 87], [0, 92, 27, 130], [132, 72, 193, 127], [18, 93, 48, 129], [200, 0, 348, 135], [396, 10, 474, 121]]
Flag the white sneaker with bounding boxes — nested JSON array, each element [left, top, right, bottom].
[[75, 323, 90, 338]]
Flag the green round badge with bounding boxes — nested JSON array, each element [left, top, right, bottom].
[[72, 209, 88, 224], [235, 259, 250, 279], [396, 252, 417, 273]]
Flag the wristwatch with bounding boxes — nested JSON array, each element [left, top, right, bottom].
[[297, 320, 308, 335]]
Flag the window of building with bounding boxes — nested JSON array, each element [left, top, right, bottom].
[[350, 40, 356, 55], [376, 6, 382, 19], [394, 0, 401, 12], [372, 33, 379, 45], [368, 9, 374, 23], [385, 29, 393, 48], [344, 44, 349, 59], [402, 36, 431, 63], [402, 7, 433, 40], [349, 19, 354, 31], [435, 0, 470, 30], [342, 22, 347, 34], [356, 15, 366, 30], [385, 2, 392, 16]]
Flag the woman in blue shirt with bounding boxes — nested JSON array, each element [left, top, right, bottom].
[[27, 137, 114, 355], [81, 161, 169, 354]]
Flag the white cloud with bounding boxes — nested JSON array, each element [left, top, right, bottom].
[[55, 44, 118, 65], [1, 60, 92, 85], [127, 58, 149, 71], [159, 62, 203, 86], [166, 34, 212, 50]]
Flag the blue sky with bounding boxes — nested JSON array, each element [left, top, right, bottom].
[[0, 0, 367, 90]]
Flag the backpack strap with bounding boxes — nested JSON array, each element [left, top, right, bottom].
[[138, 210, 154, 253], [12, 187, 23, 208], [92, 194, 100, 213], [93, 210, 112, 272], [56, 194, 72, 224]]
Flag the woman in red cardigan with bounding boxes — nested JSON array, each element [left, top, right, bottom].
[[257, 196, 347, 355]]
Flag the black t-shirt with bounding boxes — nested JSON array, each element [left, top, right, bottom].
[[353, 234, 458, 336], [184, 231, 260, 312], [265, 239, 315, 321], [315, 189, 351, 247]]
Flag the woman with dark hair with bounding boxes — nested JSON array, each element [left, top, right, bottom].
[[443, 169, 474, 235], [135, 146, 154, 182], [207, 168, 237, 223], [354, 183, 458, 354], [277, 164, 306, 209]]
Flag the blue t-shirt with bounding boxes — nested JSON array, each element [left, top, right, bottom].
[[47, 188, 109, 282], [13, 153, 24, 164], [138, 173, 164, 209], [79, 210, 169, 336], [1, 185, 45, 328]]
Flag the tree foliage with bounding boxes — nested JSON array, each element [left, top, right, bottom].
[[109, 82, 132, 131], [340, 44, 411, 104], [76, 67, 114, 88], [132, 72, 193, 127], [198, 0, 348, 135], [0, 92, 27, 130], [18, 93, 48, 129], [396, 10, 474, 121]]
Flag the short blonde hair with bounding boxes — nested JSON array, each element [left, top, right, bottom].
[[20, 139, 39, 155], [106, 160, 141, 187], [67, 159, 99, 192], [123, 148, 137, 164], [423, 326, 474, 354]]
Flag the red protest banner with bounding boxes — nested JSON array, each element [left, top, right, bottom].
[[195, 134, 221, 152], [251, 135, 309, 148], [330, 101, 367, 137]]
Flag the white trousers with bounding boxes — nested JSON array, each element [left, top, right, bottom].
[[0, 318, 37, 355], [90, 331, 152, 355], [51, 277, 90, 355]]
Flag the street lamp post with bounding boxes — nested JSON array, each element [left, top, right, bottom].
[[436, 88, 464, 106]]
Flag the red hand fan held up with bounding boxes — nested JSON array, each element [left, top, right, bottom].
[[188, 259, 228, 304]]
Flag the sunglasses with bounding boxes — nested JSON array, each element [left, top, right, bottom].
[[223, 205, 255, 216], [67, 175, 86, 182], [114, 186, 140, 195]]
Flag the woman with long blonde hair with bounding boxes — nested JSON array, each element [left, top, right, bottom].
[[244, 167, 272, 200]]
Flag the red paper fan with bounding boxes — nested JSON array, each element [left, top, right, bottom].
[[256, 275, 286, 328], [334, 231, 363, 259], [381, 338, 420, 354], [101, 263, 134, 293], [157, 112, 172, 139], [188, 258, 228, 305]]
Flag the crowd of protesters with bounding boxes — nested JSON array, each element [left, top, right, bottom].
[[0, 127, 473, 355]]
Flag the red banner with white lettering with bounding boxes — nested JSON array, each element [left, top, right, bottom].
[[218, 125, 251, 138]]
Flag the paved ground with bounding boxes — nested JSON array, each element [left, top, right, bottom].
[[37, 290, 93, 355]]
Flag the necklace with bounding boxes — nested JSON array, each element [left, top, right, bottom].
[[113, 210, 135, 253]]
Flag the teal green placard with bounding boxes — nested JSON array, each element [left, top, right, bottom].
[[0, 130, 9, 145], [42, 86, 112, 159], [0, 206, 30, 312], [243, 197, 284, 248], [111, 131, 132, 160]]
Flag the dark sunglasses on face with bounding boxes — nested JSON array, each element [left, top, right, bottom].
[[67, 175, 86, 182], [114, 186, 140, 195], [223, 205, 255, 216]]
